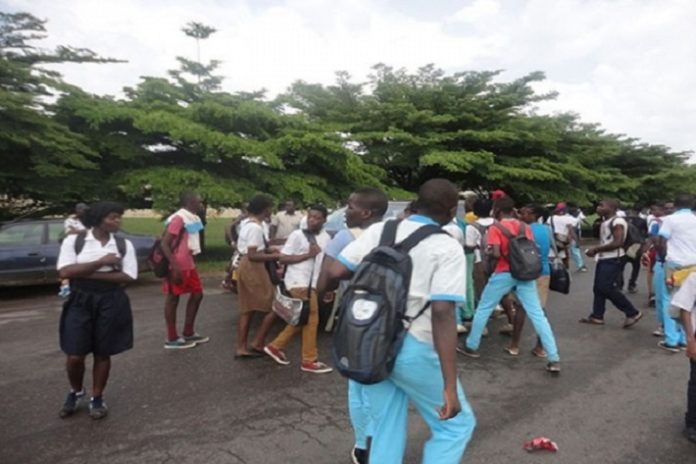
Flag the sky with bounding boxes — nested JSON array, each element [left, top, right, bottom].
[[3, 0, 695, 154]]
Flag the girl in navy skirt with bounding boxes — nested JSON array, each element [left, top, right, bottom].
[[56, 202, 137, 420]]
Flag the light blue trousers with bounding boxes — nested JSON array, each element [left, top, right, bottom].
[[364, 335, 476, 464], [654, 262, 686, 346], [466, 272, 560, 362], [348, 379, 369, 449], [570, 241, 585, 269]]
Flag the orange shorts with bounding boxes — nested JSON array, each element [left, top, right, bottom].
[[162, 269, 203, 296]]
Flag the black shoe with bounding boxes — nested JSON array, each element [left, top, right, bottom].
[[59, 390, 85, 418], [684, 427, 696, 444], [628, 285, 637, 294], [89, 396, 108, 420], [351, 446, 368, 464]]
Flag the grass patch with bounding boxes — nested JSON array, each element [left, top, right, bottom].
[[122, 217, 232, 274]]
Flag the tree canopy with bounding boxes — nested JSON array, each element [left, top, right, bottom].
[[1, 12, 693, 219]]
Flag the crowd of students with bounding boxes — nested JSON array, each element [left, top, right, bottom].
[[54, 184, 696, 461]]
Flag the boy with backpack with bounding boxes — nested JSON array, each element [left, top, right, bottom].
[[580, 199, 643, 328], [322, 179, 475, 464], [459, 196, 561, 373]]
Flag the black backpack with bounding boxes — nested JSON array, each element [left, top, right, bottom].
[[332, 220, 446, 385], [469, 222, 497, 276], [491, 221, 542, 281], [75, 231, 127, 257], [609, 218, 644, 259]]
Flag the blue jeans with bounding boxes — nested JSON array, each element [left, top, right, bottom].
[[466, 272, 560, 362], [591, 258, 640, 319], [653, 262, 686, 346], [570, 241, 585, 270], [364, 335, 476, 464], [348, 380, 370, 449]]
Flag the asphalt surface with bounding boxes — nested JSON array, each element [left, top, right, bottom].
[[1, 257, 695, 464]]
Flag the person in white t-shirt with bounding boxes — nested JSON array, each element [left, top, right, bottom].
[[321, 179, 475, 464], [548, 203, 585, 271], [581, 199, 643, 327], [270, 200, 302, 241], [465, 198, 495, 303], [264, 205, 333, 374], [669, 271, 696, 443], [59, 203, 89, 298]]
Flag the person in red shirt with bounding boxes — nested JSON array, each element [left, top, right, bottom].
[[458, 196, 561, 373]]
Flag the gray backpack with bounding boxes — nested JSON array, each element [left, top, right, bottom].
[[332, 220, 445, 384], [491, 221, 542, 281]]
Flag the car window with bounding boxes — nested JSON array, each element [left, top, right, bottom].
[[48, 223, 66, 243], [0, 223, 44, 247]]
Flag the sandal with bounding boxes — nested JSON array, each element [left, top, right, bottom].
[[531, 348, 548, 358], [579, 316, 605, 325], [503, 346, 520, 356]]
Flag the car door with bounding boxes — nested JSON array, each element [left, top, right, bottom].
[[0, 222, 48, 286], [42, 221, 66, 283]]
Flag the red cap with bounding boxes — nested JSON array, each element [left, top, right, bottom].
[[491, 189, 506, 201]]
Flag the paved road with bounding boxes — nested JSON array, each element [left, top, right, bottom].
[[1, 260, 694, 463]]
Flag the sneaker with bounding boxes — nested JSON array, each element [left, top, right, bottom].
[[264, 345, 290, 365], [457, 345, 480, 358], [164, 337, 197, 350], [652, 327, 664, 337], [59, 390, 85, 418], [658, 341, 680, 353], [351, 446, 368, 464], [482, 327, 489, 337], [183, 333, 210, 345], [623, 311, 643, 329], [546, 362, 561, 373], [58, 285, 71, 298], [684, 427, 696, 444], [628, 285, 638, 294], [89, 397, 108, 420], [456, 324, 468, 334], [578, 266, 589, 273], [301, 361, 333, 374]]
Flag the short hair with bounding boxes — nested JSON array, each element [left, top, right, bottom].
[[307, 204, 328, 218], [674, 193, 694, 209], [83, 201, 124, 228], [75, 202, 88, 212], [524, 203, 547, 221], [602, 199, 620, 211], [354, 187, 389, 218], [472, 198, 493, 218], [247, 194, 274, 215], [179, 191, 201, 207], [416, 179, 459, 216], [493, 196, 515, 214]]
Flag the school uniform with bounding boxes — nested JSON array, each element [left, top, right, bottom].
[[669, 273, 696, 431], [57, 231, 137, 356], [338, 215, 475, 464], [237, 220, 274, 313], [464, 217, 495, 302], [268, 228, 330, 362], [465, 219, 560, 362], [589, 217, 640, 320]]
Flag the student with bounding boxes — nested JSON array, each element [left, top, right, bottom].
[[222, 203, 249, 292], [465, 198, 495, 305], [160, 192, 208, 350], [59, 203, 90, 298], [270, 199, 302, 241], [264, 205, 332, 373], [236, 195, 281, 358], [56, 202, 137, 420], [459, 191, 478, 325], [581, 199, 643, 328], [548, 202, 584, 271], [507, 204, 552, 357], [459, 196, 561, 373], [323, 179, 476, 464], [317, 187, 388, 464], [566, 202, 588, 272], [618, 207, 648, 293], [654, 193, 696, 350], [669, 273, 696, 444]]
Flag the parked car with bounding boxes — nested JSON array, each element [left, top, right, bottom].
[[324, 201, 466, 236], [0, 219, 156, 287]]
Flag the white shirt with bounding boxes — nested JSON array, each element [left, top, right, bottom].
[[617, 210, 627, 218], [465, 217, 494, 263], [442, 220, 464, 247], [670, 272, 696, 335], [548, 214, 578, 241], [237, 221, 267, 254], [597, 216, 628, 260], [338, 215, 467, 345], [659, 209, 696, 267], [57, 230, 137, 280], [64, 216, 86, 234], [271, 211, 302, 240], [282, 229, 331, 289]]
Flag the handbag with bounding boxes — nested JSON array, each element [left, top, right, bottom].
[[548, 225, 571, 294], [272, 231, 317, 326]]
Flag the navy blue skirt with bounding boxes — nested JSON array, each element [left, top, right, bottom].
[[59, 280, 134, 357]]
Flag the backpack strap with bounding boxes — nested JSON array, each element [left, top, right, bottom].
[[74, 231, 88, 255], [491, 220, 515, 240], [517, 222, 527, 238], [378, 219, 400, 247], [115, 236, 127, 257]]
